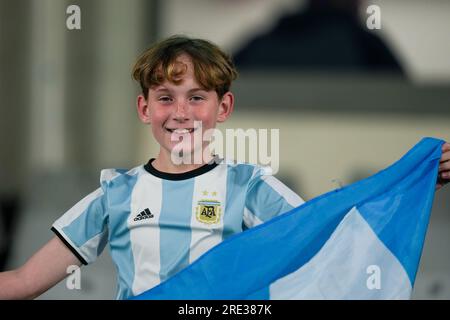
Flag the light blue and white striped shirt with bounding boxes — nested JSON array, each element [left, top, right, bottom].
[[51, 157, 304, 299]]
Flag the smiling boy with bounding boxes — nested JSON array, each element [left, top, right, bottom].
[[134, 51, 233, 172], [0, 35, 449, 300]]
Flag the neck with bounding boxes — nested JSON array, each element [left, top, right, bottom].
[[152, 148, 215, 174]]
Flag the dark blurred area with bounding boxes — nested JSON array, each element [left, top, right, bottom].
[[0, 0, 29, 272], [234, 0, 404, 74], [0, 197, 21, 271]]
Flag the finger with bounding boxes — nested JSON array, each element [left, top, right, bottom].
[[436, 184, 442, 191], [438, 172, 450, 184], [442, 142, 450, 152], [440, 150, 450, 163], [438, 161, 450, 172]]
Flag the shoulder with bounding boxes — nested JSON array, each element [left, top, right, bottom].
[[221, 158, 273, 180], [99, 165, 143, 188]]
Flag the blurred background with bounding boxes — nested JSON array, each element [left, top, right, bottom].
[[0, 0, 449, 299]]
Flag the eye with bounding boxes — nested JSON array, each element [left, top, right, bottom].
[[190, 95, 205, 102], [158, 96, 173, 103]]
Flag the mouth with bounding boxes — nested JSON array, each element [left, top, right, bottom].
[[165, 127, 196, 134]]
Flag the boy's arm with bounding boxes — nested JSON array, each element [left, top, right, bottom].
[[244, 167, 304, 228], [0, 236, 81, 299]]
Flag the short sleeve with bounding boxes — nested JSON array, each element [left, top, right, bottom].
[[51, 186, 108, 265], [244, 166, 305, 229]]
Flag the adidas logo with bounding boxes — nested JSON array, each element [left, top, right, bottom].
[[134, 208, 154, 221]]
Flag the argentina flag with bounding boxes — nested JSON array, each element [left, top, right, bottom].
[[132, 137, 443, 300]]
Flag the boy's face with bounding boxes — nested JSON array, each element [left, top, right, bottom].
[[137, 54, 234, 163]]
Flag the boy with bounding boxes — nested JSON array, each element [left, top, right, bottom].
[[0, 35, 449, 300]]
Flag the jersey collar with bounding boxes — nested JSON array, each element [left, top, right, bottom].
[[144, 155, 221, 181]]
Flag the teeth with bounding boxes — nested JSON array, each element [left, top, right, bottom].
[[169, 128, 193, 134]]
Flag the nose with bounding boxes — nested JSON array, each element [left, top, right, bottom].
[[173, 100, 190, 122]]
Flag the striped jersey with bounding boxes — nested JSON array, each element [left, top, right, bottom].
[[51, 157, 304, 299]]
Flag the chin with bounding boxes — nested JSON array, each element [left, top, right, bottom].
[[169, 145, 206, 164]]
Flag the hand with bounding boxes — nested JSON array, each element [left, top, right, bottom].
[[436, 142, 450, 191]]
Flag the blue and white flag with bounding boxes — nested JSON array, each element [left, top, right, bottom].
[[133, 137, 443, 300]]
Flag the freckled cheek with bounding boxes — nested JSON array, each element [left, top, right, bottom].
[[149, 115, 170, 139], [193, 108, 218, 128], [149, 110, 170, 126]]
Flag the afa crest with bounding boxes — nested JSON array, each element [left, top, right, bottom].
[[196, 199, 222, 224]]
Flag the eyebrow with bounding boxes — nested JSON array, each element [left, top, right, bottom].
[[153, 87, 208, 93], [154, 87, 170, 92], [188, 88, 208, 93]]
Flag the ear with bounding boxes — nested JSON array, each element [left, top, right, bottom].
[[137, 94, 151, 124], [217, 91, 234, 123]]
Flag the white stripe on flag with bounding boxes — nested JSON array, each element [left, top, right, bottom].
[[269, 207, 412, 299]]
